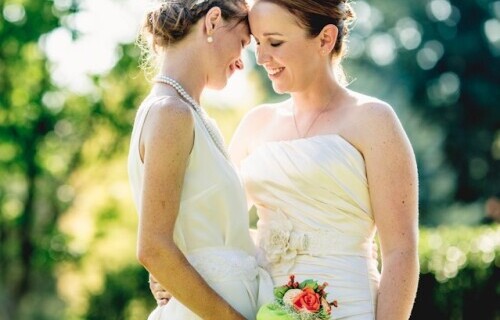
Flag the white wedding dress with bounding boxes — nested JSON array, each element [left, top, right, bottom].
[[241, 134, 380, 319], [128, 96, 273, 320]]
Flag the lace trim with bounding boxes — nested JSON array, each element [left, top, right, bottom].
[[187, 248, 259, 282]]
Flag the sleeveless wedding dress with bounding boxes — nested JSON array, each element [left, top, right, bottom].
[[240, 134, 380, 319], [128, 96, 273, 320]]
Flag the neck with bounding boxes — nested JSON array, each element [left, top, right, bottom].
[[156, 46, 207, 104], [290, 65, 344, 114]]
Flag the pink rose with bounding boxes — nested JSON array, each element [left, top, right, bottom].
[[292, 288, 321, 313]]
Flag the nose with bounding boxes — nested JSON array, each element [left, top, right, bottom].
[[235, 58, 244, 70], [256, 46, 270, 65]]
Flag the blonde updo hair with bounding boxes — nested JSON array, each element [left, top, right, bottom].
[[138, 0, 248, 72], [141, 0, 248, 51]]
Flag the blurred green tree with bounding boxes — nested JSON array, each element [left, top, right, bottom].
[[311, 0, 499, 223], [0, 0, 145, 318], [383, 0, 498, 214], [0, 1, 76, 318], [1, 0, 499, 318]]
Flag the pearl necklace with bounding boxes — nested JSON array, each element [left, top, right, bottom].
[[154, 75, 229, 159]]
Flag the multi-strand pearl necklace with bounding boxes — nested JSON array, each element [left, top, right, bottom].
[[154, 75, 229, 159]]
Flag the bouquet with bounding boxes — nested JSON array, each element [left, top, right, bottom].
[[257, 275, 337, 320]]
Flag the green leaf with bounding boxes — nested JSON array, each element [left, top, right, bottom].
[[298, 279, 318, 290], [273, 285, 290, 299]]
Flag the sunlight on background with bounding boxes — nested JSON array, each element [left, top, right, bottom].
[[41, 0, 260, 109], [1, 0, 498, 318]]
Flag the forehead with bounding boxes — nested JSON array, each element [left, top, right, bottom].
[[229, 19, 251, 36], [249, 2, 300, 35]]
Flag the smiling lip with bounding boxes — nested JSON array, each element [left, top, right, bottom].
[[267, 67, 285, 79]]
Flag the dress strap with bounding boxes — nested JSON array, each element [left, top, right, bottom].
[[130, 95, 171, 164], [135, 95, 169, 135]]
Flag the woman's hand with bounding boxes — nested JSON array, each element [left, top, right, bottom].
[[149, 273, 172, 306]]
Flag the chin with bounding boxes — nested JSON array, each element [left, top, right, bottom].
[[207, 78, 228, 90], [216, 81, 229, 90], [272, 83, 288, 94]]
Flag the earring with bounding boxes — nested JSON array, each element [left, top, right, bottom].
[[207, 36, 213, 43]]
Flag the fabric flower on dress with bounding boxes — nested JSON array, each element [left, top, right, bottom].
[[257, 209, 308, 273]]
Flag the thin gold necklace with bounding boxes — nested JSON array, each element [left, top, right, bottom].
[[292, 95, 334, 139]]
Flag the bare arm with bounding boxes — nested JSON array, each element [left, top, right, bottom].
[[137, 100, 245, 320], [360, 103, 419, 319]]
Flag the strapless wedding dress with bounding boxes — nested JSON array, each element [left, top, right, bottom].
[[241, 134, 380, 319]]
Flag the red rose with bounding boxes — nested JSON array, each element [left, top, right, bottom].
[[292, 288, 321, 313]]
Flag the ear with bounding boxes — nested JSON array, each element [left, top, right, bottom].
[[318, 24, 338, 55], [204, 7, 223, 36]]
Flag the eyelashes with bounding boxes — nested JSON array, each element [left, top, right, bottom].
[[254, 40, 284, 47]]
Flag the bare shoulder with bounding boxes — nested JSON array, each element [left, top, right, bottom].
[[348, 92, 402, 139], [147, 96, 194, 126], [349, 91, 396, 123], [240, 99, 288, 129], [230, 99, 289, 162], [142, 96, 194, 146]]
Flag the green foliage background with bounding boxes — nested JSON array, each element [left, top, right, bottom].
[[0, 0, 498, 319]]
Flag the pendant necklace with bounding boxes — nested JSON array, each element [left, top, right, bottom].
[[292, 94, 336, 139]]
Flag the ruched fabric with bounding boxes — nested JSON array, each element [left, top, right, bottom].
[[241, 135, 380, 319]]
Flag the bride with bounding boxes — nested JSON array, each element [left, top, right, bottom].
[[151, 0, 419, 319], [232, 1, 419, 318], [128, 1, 273, 319]]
